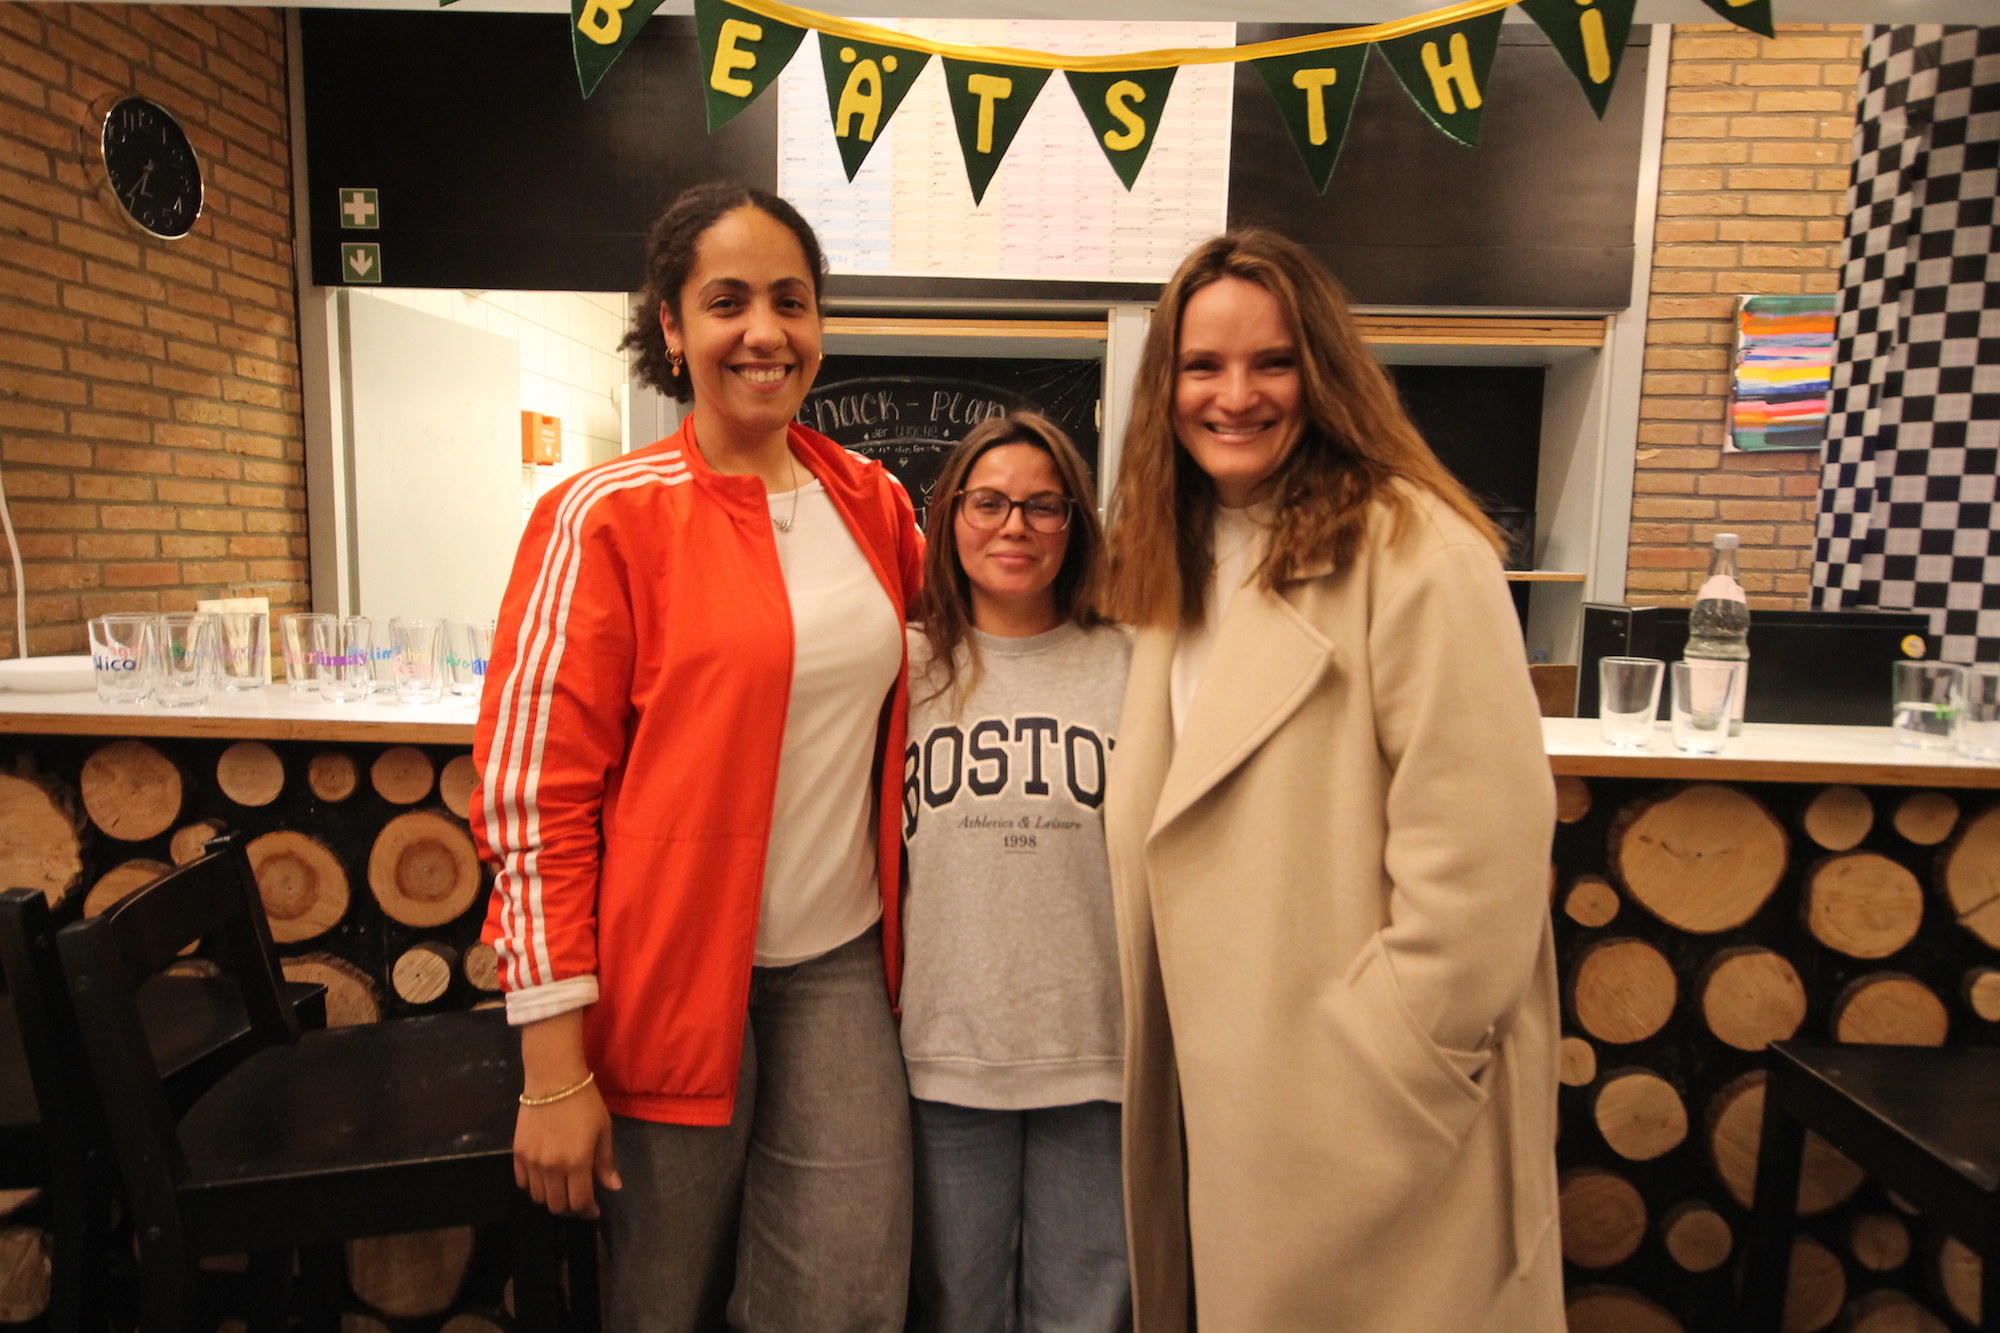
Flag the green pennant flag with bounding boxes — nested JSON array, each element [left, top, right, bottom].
[[571, 0, 664, 97], [1520, 0, 1637, 118], [941, 59, 1052, 206], [1374, 11, 1504, 147], [818, 32, 932, 179], [1696, 0, 1775, 38], [1250, 44, 1369, 195], [1064, 68, 1177, 191], [695, 0, 808, 130]]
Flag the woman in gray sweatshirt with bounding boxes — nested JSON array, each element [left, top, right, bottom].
[[902, 412, 1132, 1333]]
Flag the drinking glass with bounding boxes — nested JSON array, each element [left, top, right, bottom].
[[1597, 656, 1664, 749], [211, 610, 269, 692], [1671, 659, 1741, 755], [1892, 661, 1963, 750], [88, 614, 154, 704], [280, 613, 330, 693], [151, 612, 216, 708], [388, 618, 445, 704], [1959, 665, 2000, 762], [366, 619, 398, 694], [445, 619, 497, 698], [312, 617, 375, 703]]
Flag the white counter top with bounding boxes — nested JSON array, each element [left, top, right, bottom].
[[1543, 717, 2000, 788], [0, 683, 479, 743]]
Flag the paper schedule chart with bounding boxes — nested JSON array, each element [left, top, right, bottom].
[[777, 20, 1234, 283]]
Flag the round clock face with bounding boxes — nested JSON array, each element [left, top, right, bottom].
[[100, 97, 203, 240]]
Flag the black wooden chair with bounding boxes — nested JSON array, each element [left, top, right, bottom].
[[0, 884, 328, 1333], [1740, 1041, 2000, 1332], [56, 831, 586, 1333]]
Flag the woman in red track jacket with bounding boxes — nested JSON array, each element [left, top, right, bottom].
[[470, 184, 923, 1333]]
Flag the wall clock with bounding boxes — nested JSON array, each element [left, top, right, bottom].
[[97, 96, 203, 240]]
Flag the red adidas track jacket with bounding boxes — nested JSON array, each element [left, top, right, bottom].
[[470, 418, 923, 1126]]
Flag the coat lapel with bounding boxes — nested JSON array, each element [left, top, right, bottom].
[[1148, 584, 1336, 840]]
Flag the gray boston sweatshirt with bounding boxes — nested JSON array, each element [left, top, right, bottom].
[[900, 621, 1131, 1110]]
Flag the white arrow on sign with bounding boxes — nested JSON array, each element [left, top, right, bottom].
[[349, 249, 373, 276]]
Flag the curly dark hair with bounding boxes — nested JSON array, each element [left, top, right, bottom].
[[620, 182, 828, 404]]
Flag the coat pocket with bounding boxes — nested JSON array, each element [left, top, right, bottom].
[[1335, 936, 1489, 1148]]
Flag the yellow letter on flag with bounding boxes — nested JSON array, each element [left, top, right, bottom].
[[836, 56, 886, 140], [965, 73, 1013, 154], [578, 0, 635, 46], [1289, 68, 1341, 146], [1101, 80, 1147, 152], [1420, 32, 1483, 115], [710, 18, 762, 95]]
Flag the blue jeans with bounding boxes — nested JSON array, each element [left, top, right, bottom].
[[910, 1098, 1131, 1333]]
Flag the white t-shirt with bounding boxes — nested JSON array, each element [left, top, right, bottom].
[[1170, 503, 1269, 741], [755, 478, 903, 966]]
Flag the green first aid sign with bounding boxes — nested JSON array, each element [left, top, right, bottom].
[[341, 242, 381, 284], [340, 188, 379, 228]]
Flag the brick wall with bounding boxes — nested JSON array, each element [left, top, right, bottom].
[[1626, 23, 1863, 610], [0, 3, 304, 658]]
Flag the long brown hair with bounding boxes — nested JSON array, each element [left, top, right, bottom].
[[1100, 229, 1501, 628], [914, 411, 1106, 708]]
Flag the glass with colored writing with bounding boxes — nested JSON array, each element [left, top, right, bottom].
[[388, 618, 445, 704], [956, 489, 1074, 533], [88, 614, 154, 704], [151, 613, 217, 708], [280, 613, 331, 693], [444, 618, 496, 698], [1893, 660, 1962, 750], [312, 617, 375, 703], [212, 610, 269, 692]]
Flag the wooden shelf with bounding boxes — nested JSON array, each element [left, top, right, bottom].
[[1506, 571, 1587, 583], [824, 316, 1107, 342], [1356, 315, 1608, 347]]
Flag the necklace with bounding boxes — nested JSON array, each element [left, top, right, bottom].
[[773, 456, 803, 533]]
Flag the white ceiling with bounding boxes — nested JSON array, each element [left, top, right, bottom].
[[88, 0, 2000, 18]]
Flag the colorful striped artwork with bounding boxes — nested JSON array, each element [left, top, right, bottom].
[[1729, 293, 1836, 452]]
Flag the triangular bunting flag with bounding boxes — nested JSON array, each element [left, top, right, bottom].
[[1250, 44, 1369, 195], [1373, 11, 1504, 147], [695, 0, 808, 130], [572, 0, 664, 97], [818, 32, 932, 179], [941, 58, 1052, 205], [1520, 0, 1637, 119], [1064, 67, 1177, 190], [1696, 0, 1775, 38]]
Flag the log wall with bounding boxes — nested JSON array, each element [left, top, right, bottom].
[[1556, 776, 2000, 1332], [3, 730, 502, 1332]]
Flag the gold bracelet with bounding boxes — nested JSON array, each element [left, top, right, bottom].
[[518, 1071, 595, 1107]]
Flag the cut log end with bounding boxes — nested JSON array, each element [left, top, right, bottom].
[[1965, 968, 2000, 1022], [1846, 1290, 1949, 1333], [308, 751, 359, 803], [1940, 803, 2000, 949], [1805, 853, 1924, 960], [1832, 973, 1949, 1047], [0, 772, 84, 905], [391, 942, 460, 1006], [1783, 1236, 1845, 1333], [440, 754, 479, 820], [247, 831, 350, 943], [1593, 1069, 1687, 1162], [1939, 1235, 1981, 1327], [1572, 938, 1678, 1045], [83, 859, 172, 919], [79, 739, 183, 842], [463, 941, 501, 992], [1610, 783, 1788, 934], [1556, 775, 1592, 824], [216, 740, 285, 808], [1565, 875, 1621, 928], [1803, 785, 1873, 852], [0, 1226, 50, 1323], [371, 746, 435, 806], [1708, 1072, 1865, 1215], [169, 819, 227, 866], [1558, 1168, 1647, 1270], [1849, 1212, 1911, 1272], [1661, 1201, 1731, 1273], [281, 953, 381, 1027], [346, 1226, 475, 1318], [369, 812, 481, 928], [1559, 1036, 1597, 1088], [1564, 1287, 1684, 1333], [1701, 947, 1807, 1052], [1894, 790, 1960, 846]]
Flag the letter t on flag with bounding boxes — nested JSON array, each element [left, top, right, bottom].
[[1250, 43, 1368, 195], [942, 59, 1052, 205]]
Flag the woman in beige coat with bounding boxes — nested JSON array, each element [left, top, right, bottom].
[[1099, 230, 1563, 1332]]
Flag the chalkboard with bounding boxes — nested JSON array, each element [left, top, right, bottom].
[[800, 357, 1102, 528]]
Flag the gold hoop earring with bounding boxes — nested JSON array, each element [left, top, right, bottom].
[[668, 347, 684, 377]]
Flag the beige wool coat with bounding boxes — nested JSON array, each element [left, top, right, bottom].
[[1105, 488, 1564, 1332]]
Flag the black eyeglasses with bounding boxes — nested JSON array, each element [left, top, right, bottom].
[[956, 488, 1074, 533]]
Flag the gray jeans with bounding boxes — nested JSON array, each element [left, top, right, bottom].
[[600, 926, 913, 1333]]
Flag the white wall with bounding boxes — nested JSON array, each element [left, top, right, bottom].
[[366, 289, 632, 516]]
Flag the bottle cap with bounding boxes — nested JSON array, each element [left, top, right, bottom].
[[1714, 533, 1739, 549]]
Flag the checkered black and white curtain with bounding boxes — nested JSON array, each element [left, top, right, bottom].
[[1812, 26, 2000, 664]]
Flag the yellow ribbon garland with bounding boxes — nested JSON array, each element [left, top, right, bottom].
[[710, 0, 1523, 71]]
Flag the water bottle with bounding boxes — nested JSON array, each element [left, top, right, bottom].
[[1686, 533, 1750, 735]]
